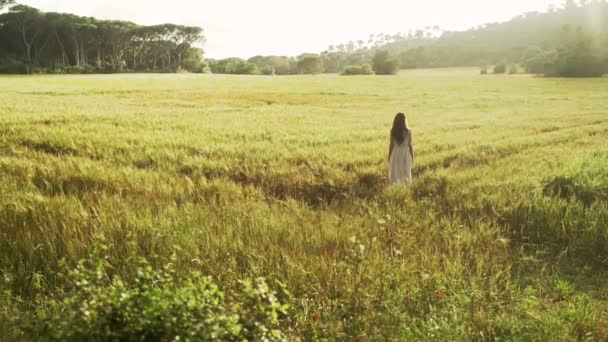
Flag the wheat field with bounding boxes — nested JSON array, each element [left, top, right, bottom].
[[1, 69, 607, 340]]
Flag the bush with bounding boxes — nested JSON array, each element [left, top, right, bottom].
[[546, 52, 605, 77], [182, 47, 205, 73], [493, 64, 506, 74], [248, 56, 295, 75], [341, 64, 373, 75], [0, 57, 29, 74], [508, 64, 519, 74], [209, 58, 259, 75], [63, 65, 89, 74], [19, 246, 289, 341], [480, 66, 488, 75], [544, 28, 606, 77], [523, 50, 558, 74], [261, 65, 275, 75], [297, 55, 323, 75], [372, 50, 399, 75]]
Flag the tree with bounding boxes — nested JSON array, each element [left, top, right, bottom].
[[247, 55, 293, 75], [208, 58, 258, 74], [130, 26, 154, 69], [0, 0, 14, 10], [171, 25, 203, 69], [493, 64, 506, 74], [45, 12, 73, 68], [372, 50, 399, 75], [297, 54, 323, 74], [546, 26, 606, 77], [101, 21, 135, 71], [0, 4, 206, 74], [524, 49, 558, 74], [0, 5, 45, 68], [341, 64, 373, 75], [314, 0, 608, 74], [181, 47, 205, 72]]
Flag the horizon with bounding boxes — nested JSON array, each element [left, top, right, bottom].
[[15, 0, 562, 59]]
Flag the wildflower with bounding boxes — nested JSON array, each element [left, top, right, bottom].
[[434, 290, 442, 296], [311, 311, 320, 321]]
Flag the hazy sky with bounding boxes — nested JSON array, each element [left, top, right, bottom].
[[18, 0, 562, 59]]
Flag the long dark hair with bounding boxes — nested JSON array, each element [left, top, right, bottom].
[[391, 112, 408, 144]]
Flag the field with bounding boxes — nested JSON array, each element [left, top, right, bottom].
[[1, 69, 608, 340]]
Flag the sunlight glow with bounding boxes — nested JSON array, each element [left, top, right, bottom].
[[19, 0, 562, 58]]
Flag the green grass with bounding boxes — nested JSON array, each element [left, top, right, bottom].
[[1, 69, 608, 340]]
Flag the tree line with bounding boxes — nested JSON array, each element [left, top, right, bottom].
[[1, 0, 607, 77], [209, 0, 608, 77], [0, 3, 204, 74]]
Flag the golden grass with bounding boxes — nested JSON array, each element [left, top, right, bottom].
[[1, 69, 607, 339]]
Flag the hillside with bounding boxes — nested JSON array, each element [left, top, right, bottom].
[[381, 1, 608, 68], [241, 1, 608, 75]]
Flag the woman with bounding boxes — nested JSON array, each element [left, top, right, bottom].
[[388, 113, 414, 184]]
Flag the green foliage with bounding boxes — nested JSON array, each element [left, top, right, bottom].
[[493, 64, 506, 74], [480, 66, 488, 74], [209, 58, 259, 74], [545, 27, 607, 77], [322, 1, 608, 74], [372, 50, 399, 75], [0, 56, 28, 74], [18, 246, 289, 341], [524, 49, 558, 74], [181, 48, 206, 73], [297, 54, 323, 75], [0, 5, 204, 74], [0, 0, 15, 10], [248, 56, 296, 75], [341, 64, 373, 75]]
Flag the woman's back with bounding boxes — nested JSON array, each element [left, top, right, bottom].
[[389, 128, 413, 184]]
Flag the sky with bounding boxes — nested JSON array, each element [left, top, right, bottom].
[[18, 0, 562, 59]]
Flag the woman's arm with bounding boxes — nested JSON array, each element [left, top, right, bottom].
[[409, 130, 414, 162], [388, 134, 394, 162]]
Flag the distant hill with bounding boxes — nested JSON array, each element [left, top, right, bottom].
[[376, 1, 608, 68], [238, 1, 608, 76]]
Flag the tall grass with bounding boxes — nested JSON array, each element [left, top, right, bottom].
[[1, 70, 607, 340]]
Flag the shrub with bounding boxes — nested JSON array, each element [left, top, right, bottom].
[[248, 56, 294, 75], [209, 58, 259, 75], [261, 66, 275, 75], [480, 66, 488, 75], [19, 246, 289, 341], [493, 64, 506, 74], [0, 57, 29, 74], [297, 55, 323, 75], [63, 65, 86, 74], [508, 64, 519, 74], [524, 50, 558, 74], [341, 64, 373, 75], [544, 28, 606, 77], [546, 53, 605, 77], [182, 47, 205, 73], [372, 50, 399, 75]]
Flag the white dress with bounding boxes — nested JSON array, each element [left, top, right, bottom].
[[389, 130, 413, 184]]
